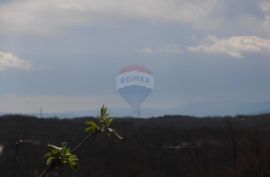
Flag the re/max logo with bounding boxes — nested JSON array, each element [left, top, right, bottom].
[[120, 75, 150, 84]]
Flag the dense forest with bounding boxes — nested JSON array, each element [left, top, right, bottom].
[[1, 114, 270, 177]]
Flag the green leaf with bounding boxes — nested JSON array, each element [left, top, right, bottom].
[[105, 118, 113, 127], [46, 157, 54, 165], [85, 120, 99, 133], [44, 143, 79, 171], [85, 106, 123, 140], [85, 120, 97, 128], [67, 154, 79, 171]]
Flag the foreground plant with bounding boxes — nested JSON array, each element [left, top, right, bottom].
[[85, 105, 123, 139], [38, 105, 122, 177], [45, 143, 79, 172]]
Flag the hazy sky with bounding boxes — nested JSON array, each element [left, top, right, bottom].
[[0, 0, 270, 116]]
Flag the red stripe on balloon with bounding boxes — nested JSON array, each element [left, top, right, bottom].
[[118, 65, 152, 75]]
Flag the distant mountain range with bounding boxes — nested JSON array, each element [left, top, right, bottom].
[[0, 100, 269, 118], [251, 100, 270, 115]]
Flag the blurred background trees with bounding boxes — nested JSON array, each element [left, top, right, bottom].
[[1, 114, 270, 177]]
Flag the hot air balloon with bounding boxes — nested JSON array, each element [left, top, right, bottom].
[[116, 65, 154, 117]]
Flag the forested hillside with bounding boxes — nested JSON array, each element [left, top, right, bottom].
[[1, 114, 270, 177]]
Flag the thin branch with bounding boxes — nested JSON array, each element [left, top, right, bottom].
[[71, 132, 98, 153], [38, 166, 52, 177], [38, 132, 98, 177], [37, 106, 117, 177]]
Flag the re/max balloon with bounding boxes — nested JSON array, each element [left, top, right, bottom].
[[116, 65, 154, 117]]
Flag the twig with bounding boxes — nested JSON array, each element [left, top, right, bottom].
[[38, 166, 52, 177], [38, 132, 98, 177], [71, 132, 97, 153]]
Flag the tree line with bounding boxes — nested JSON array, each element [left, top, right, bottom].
[[0, 113, 270, 177]]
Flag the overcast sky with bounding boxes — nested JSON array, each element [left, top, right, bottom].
[[0, 0, 270, 117]]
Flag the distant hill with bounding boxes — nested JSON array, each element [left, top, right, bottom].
[[2, 100, 270, 118], [246, 100, 270, 115], [1, 99, 270, 118]]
